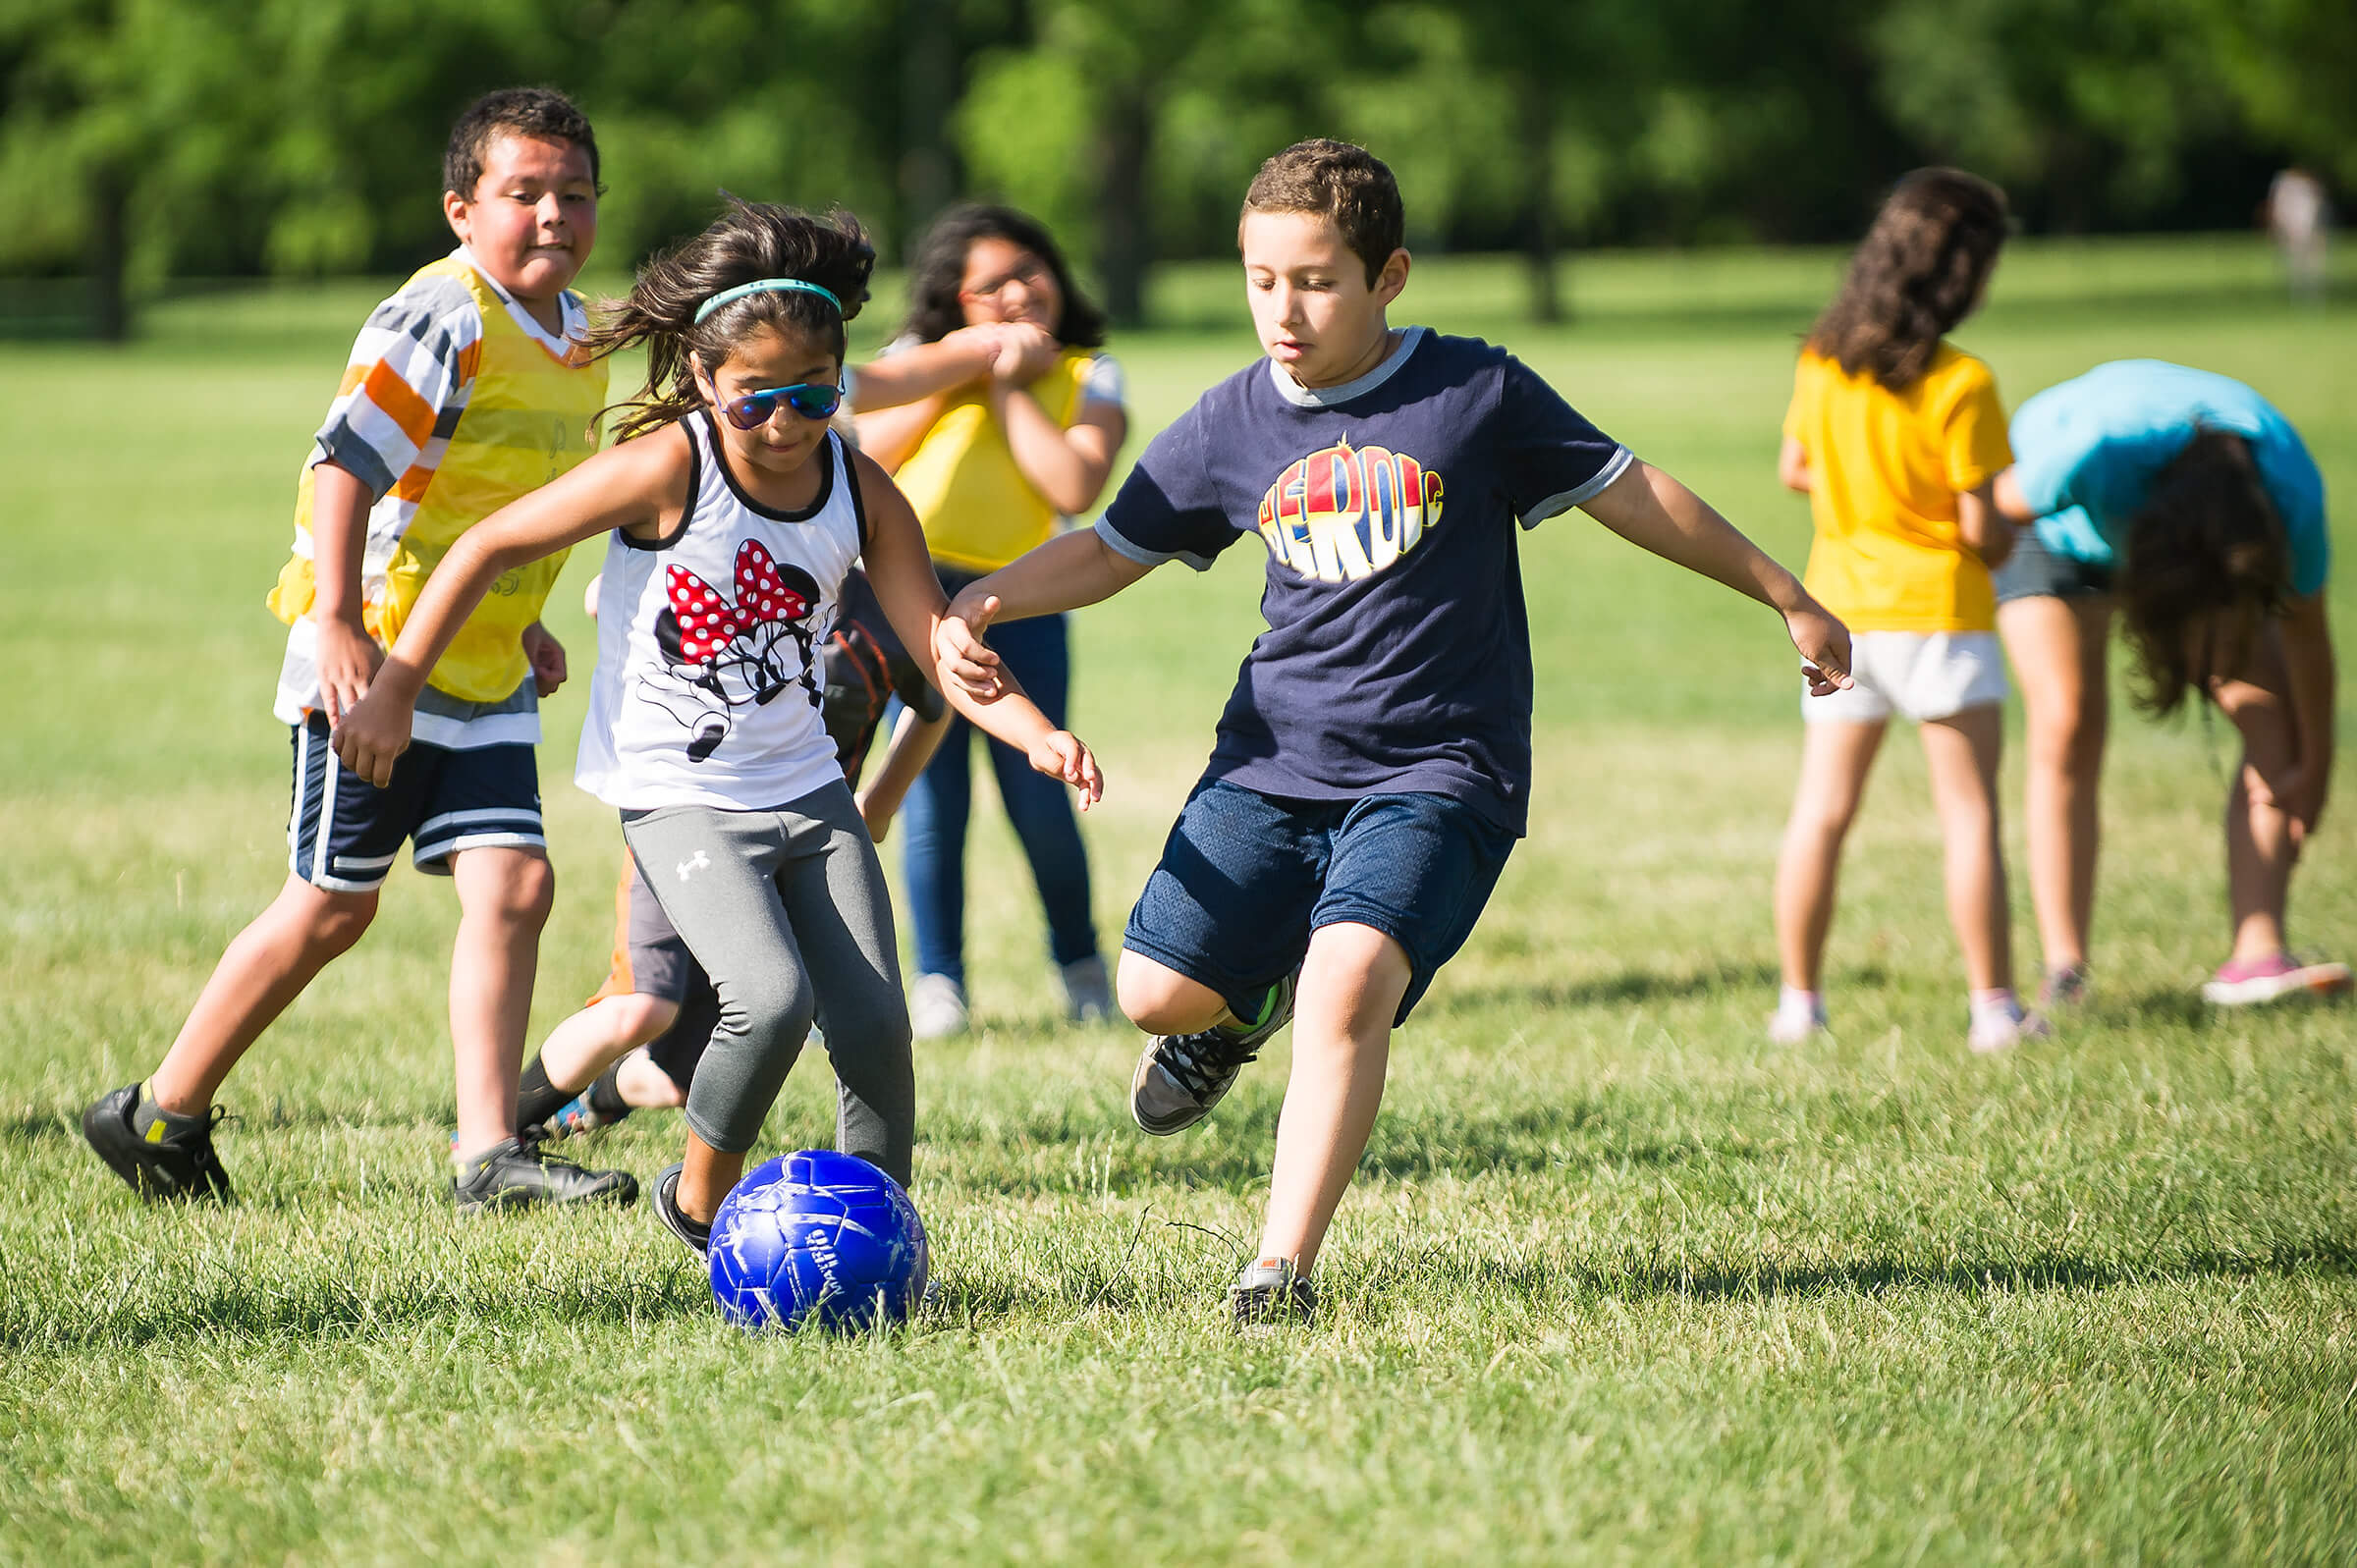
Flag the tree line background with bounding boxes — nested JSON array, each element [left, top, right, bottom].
[[3, 0, 2350, 336]]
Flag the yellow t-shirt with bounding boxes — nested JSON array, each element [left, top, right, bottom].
[[893, 347, 1096, 573], [1782, 344, 2012, 633]]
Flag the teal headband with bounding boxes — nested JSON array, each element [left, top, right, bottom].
[[694, 277, 844, 324]]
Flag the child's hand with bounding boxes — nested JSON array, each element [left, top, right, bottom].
[[936, 590, 1008, 700], [1786, 600, 1854, 696], [332, 686, 414, 788], [940, 323, 1008, 378], [856, 784, 901, 842], [521, 621, 568, 697], [992, 323, 1061, 386], [314, 616, 385, 727], [1029, 730, 1103, 809]]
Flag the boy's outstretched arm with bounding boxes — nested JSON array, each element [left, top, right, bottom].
[[1582, 460, 1854, 693], [942, 528, 1154, 635], [856, 454, 1104, 805]]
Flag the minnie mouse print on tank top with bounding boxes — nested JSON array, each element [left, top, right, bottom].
[[577, 411, 868, 811]]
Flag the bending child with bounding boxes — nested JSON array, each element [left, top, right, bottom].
[[333, 200, 1097, 1255], [82, 89, 633, 1211], [941, 141, 1850, 1328], [1772, 169, 2045, 1053], [1992, 360, 2345, 1006]]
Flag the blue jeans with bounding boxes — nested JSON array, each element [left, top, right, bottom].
[[900, 574, 1099, 986]]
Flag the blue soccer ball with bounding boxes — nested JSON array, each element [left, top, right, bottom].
[[707, 1149, 929, 1331]]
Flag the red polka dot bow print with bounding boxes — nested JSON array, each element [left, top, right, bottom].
[[665, 541, 814, 665]]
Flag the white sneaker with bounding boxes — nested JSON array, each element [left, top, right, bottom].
[[908, 973, 968, 1040], [1767, 995, 1828, 1045], [1057, 954, 1113, 1023], [1967, 1004, 2052, 1054]]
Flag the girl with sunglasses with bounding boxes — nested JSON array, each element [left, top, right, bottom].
[[331, 198, 1100, 1254], [850, 205, 1128, 1040]]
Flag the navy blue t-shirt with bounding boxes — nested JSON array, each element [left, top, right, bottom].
[[1096, 328, 1629, 836]]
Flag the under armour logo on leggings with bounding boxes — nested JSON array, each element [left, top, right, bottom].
[[677, 849, 712, 882]]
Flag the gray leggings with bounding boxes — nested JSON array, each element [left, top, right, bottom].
[[621, 782, 913, 1180]]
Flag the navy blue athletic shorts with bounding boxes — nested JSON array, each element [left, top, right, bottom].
[[287, 713, 544, 893], [1123, 779, 1515, 1026]]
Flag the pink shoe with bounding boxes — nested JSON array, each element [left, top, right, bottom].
[[2200, 953, 2354, 1007]]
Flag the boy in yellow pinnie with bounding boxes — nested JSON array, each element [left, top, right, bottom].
[[82, 88, 633, 1212]]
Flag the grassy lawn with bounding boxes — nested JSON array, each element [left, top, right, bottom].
[[2, 236, 2353, 1564]]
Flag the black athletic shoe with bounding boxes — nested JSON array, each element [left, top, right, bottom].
[[1129, 970, 1297, 1135], [651, 1162, 710, 1257], [82, 1084, 236, 1203], [1230, 1257, 1317, 1333], [450, 1137, 637, 1214]]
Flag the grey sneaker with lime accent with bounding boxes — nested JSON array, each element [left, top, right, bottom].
[[1231, 1257, 1317, 1332], [82, 1083, 236, 1203], [1129, 970, 1296, 1136]]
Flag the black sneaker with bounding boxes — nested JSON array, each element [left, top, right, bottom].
[[1230, 1257, 1317, 1333], [651, 1162, 710, 1256], [82, 1084, 235, 1203], [450, 1137, 637, 1214], [1129, 970, 1296, 1135]]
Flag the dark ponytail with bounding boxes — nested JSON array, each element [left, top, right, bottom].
[[582, 196, 876, 442]]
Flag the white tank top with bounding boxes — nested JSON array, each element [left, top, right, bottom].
[[576, 413, 867, 810]]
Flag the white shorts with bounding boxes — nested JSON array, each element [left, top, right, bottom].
[[1802, 630, 2007, 724]]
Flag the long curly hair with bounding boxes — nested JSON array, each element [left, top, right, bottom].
[[899, 204, 1106, 349], [580, 197, 875, 442], [2117, 429, 2292, 715], [1806, 169, 2008, 392]]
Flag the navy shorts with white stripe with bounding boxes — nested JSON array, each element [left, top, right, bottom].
[[288, 714, 543, 893]]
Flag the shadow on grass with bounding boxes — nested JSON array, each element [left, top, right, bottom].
[[2, 1103, 453, 1147], [1349, 1235, 2357, 1309], [17, 1218, 2351, 1352], [1432, 960, 1780, 1015]]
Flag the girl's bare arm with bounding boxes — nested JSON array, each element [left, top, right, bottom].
[[331, 428, 690, 784]]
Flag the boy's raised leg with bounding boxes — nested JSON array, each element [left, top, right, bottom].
[[1245, 922, 1411, 1320], [1120, 950, 1295, 1135]]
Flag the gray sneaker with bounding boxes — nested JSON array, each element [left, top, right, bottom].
[[1058, 954, 1114, 1023], [450, 1137, 637, 1214], [1129, 970, 1296, 1135], [908, 973, 969, 1040], [1231, 1257, 1316, 1333]]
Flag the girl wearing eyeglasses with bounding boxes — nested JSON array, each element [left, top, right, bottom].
[[330, 198, 1099, 1254], [850, 205, 1129, 1041]]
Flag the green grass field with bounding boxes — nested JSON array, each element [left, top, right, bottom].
[[3, 237, 2354, 1564]]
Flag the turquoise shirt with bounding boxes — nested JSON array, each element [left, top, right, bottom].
[[2009, 359, 2329, 596]]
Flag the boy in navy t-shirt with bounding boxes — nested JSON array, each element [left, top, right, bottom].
[[943, 139, 1853, 1328]]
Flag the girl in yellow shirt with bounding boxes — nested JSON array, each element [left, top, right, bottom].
[[854, 207, 1128, 1038], [1773, 169, 2042, 1054]]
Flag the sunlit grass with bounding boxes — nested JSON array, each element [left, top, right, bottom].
[[2, 236, 2353, 1564]]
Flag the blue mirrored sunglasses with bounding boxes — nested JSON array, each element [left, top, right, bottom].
[[721, 381, 844, 428]]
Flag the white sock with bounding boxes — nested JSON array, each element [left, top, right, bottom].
[[1777, 985, 1825, 1022]]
